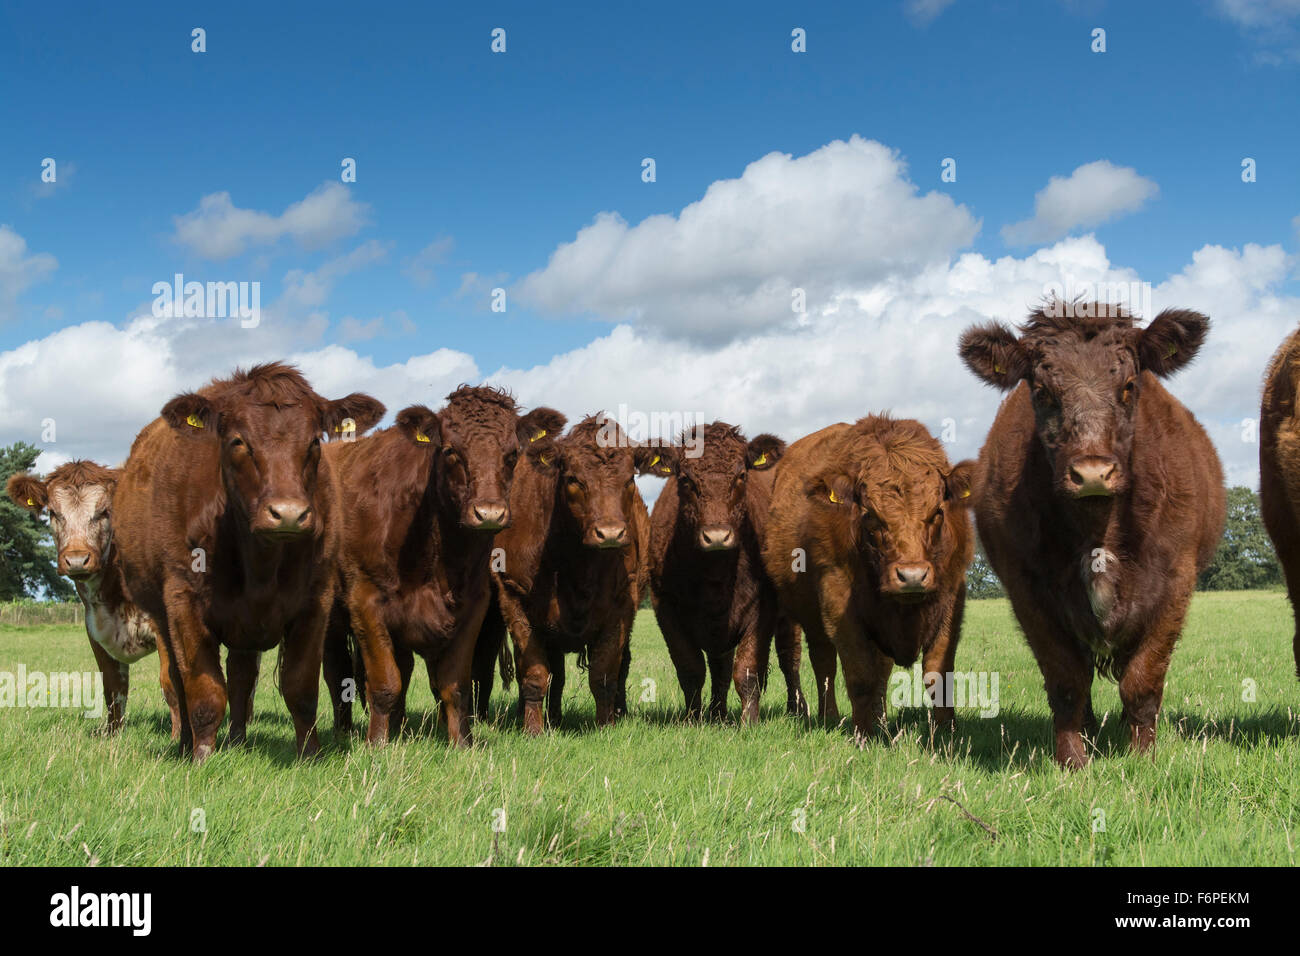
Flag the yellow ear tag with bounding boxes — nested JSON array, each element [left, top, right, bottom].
[[829, 489, 840, 504], [539, 453, 552, 465], [415, 430, 431, 443], [650, 454, 660, 467], [660, 465, 672, 475], [960, 489, 971, 498], [530, 428, 547, 442], [993, 363, 1004, 375], [1165, 343, 1177, 359], [753, 453, 767, 467], [186, 414, 204, 429], [26, 498, 34, 506]]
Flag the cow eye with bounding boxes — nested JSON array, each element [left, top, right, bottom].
[[1033, 385, 1055, 407], [94, 511, 109, 522], [1120, 379, 1136, 404], [229, 436, 245, 450], [442, 448, 460, 463], [504, 449, 519, 468]]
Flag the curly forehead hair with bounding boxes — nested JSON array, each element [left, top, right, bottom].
[[43, 460, 118, 489], [1019, 298, 1137, 345]]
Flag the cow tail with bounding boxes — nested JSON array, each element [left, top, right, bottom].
[[349, 630, 369, 713], [497, 636, 514, 691]]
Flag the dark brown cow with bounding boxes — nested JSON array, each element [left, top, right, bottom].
[[113, 363, 384, 761], [1259, 325, 1300, 679], [648, 423, 804, 723], [959, 302, 1225, 768], [322, 386, 563, 747], [6, 461, 191, 735], [763, 416, 974, 740], [476, 415, 656, 734]]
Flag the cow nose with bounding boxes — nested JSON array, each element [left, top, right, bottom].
[[592, 523, 628, 548], [470, 502, 509, 530], [892, 562, 933, 591], [1067, 457, 1119, 497], [62, 551, 93, 575], [698, 526, 737, 551], [265, 500, 312, 532]]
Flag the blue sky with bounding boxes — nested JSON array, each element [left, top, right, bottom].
[[2, 0, 1298, 485]]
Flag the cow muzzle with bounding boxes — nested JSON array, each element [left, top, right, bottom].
[[587, 522, 629, 549], [882, 561, 936, 601], [1066, 456, 1120, 498], [466, 500, 510, 532], [256, 499, 314, 537], [59, 549, 99, 579], [697, 525, 737, 551]]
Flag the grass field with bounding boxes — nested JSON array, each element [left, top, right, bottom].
[[1, 591, 1297, 866]]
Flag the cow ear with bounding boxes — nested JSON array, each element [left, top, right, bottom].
[[517, 407, 567, 449], [632, 444, 657, 476], [1138, 309, 1208, 377], [6, 473, 47, 513], [959, 322, 1028, 390], [325, 393, 386, 438], [642, 444, 680, 478], [395, 405, 441, 447], [807, 471, 855, 507], [161, 392, 216, 433], [944, 460, 976, 504], [746, 434, 785, 471]]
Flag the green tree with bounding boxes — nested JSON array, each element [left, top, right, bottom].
[[1198, 486, 1282, 591], [966, 544, 1006, 599], [0, 442, 73, 601]]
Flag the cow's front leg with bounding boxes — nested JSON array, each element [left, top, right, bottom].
[[835, 630, 892, 745], [155, 633, 182, 741], [733, 627, 769, 725], [87, 637, 128, 734], [587, 624, 629, 727], [225, 648, 260, 745], [432, 628, 479, 748], [280, 601, 331, 759], [1117, 588, 1188, 757], [163, 580, 227, 763]]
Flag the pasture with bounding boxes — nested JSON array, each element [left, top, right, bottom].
[[1, 591, 1296, 866]]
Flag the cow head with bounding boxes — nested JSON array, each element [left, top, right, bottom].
[[6, 461, 121, 580], [808, 419, 974, 602], [654, 423, 783, 551], [396, 387, 566, 532], [161, 362, 385, 539], [538, 415, 658, 549], [960, 302, 1208, 501]]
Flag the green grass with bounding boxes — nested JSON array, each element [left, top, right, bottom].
[[1, 592, 1297, 865]]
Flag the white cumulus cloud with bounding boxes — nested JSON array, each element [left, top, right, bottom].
[[516, 136, 980, 342], [1002, 161, 1158, 246], [171, 182, 370, 260]]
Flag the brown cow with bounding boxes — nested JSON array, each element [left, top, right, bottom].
[[648, 423, 804, 723], [6, 461, 193, 736], [113, 362, 384, 761], [959, 302, 1225, 768], [321, 386, 564, 747], [476, 414, 656, 734], [1259, 325, 1300, 679], [763, 416, 974, 740]]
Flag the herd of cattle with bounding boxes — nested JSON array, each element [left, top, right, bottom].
[[8, 301, 1300, 770]]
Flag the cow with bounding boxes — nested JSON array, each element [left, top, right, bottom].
[[959, 302, 1225, 768], [1259, 324, 1300, 680], [475, 414, 656, 734], [763, 416, 974, 741], [647, 422, 804, 723], [112, 362, 384, 761], [5, 461, 194, 736], [321, 385, 564, 747]]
